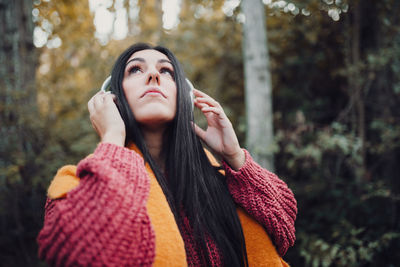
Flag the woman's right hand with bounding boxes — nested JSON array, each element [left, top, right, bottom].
[[88, 91, 126, 147]]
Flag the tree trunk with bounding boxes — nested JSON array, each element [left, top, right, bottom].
[[241, 0, 274, 171], [352, 0, 366, 179], [0, 1, 37, 263], [0, 0, 37, 171], [343, 0, 366, 180]]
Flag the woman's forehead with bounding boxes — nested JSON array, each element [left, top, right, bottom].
[[128, 49, 170, 63]]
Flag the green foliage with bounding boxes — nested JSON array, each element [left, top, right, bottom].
[[298, 230, 400, 267], [1, 0, 399, 266], [269, 1, 400, 265]]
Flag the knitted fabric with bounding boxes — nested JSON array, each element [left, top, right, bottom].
[[38, 144, 155, 266], [222, 150, 297, 256], [37, 143, 296, 266]]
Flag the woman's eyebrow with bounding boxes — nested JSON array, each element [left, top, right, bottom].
[[125, 58, 172, 66], [158, 59, 172, 65], [126, 57, 145, 66]]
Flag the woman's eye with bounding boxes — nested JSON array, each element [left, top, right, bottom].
[[128, 66, 141, 74], [160, 67, 174, 77]]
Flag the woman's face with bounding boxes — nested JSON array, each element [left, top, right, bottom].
[[122, 49, 177, 129]]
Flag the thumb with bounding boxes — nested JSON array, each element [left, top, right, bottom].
[[191, 122, 206, 141]]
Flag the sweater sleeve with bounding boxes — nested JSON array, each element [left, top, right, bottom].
[[37, 143, 155, 266], [222, 149, 297, 257]]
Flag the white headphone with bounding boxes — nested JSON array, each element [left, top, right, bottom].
[[185, 78, 195, 110], [100, 75, 112, 93]]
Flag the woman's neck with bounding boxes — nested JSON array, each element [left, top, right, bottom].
[[141, 126, 165, 170]]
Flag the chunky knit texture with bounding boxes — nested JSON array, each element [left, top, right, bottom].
[[222, 149, 297, 256], [37, 143, 297, 266], [38, 144, 155, 266]]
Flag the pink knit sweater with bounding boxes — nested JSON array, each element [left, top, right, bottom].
[[37, 143, 297, 266]]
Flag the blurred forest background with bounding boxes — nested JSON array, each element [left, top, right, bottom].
[[1, 0, 399, 266]]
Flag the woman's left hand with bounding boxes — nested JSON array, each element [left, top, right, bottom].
[[192, 89, 245, 170]]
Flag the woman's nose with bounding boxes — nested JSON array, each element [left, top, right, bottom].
[[146, 71, 160, 85]]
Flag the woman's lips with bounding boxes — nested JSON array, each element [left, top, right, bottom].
[[141, 88, 166, 98]]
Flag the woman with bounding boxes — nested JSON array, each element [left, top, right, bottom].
[[37, 43, 297, 266]]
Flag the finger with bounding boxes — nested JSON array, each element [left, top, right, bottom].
[[191, 122, 207, 141], [193, 88, 210, 98], [93, 92, 105, 110], [193, 90, 216, 103], [193, 89, 222, 109], [88, 90, 105, 115], [92, 90, 105, 99], [106, 93, 118, 104], [195, 97, 221, 108], [193, 89, 221, 106], [194, 101, 209, 110], [201, 106, 222, 116], [201, 107, 228, 123], [103, 93, 116, 106]]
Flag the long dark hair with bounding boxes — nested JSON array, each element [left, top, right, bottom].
[[110, 43, 248, 266]]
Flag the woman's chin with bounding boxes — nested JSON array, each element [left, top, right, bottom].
[[135, 111, 175, 129]]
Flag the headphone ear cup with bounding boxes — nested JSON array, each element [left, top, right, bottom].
[[185, 78, 195, 110], [100, 75, 112, 93]]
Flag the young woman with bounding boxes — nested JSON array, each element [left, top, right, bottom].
[[37, 43, 297, 266]]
